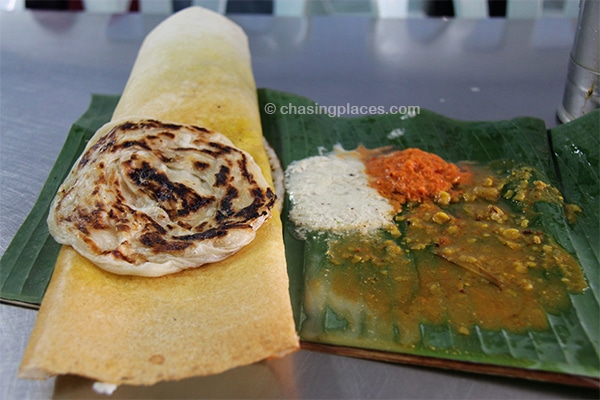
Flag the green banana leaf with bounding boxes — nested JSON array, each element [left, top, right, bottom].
[[257, 90, 599, 385], [0, 90, 598, 386], [0, 94, 119, 306]]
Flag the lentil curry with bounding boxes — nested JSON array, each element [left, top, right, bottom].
[[298, 148, 587, 348]]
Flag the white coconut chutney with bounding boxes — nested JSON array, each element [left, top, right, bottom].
[[284, 147, 395, 239]]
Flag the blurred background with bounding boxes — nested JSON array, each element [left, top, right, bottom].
[[0, 0, 581, 18]]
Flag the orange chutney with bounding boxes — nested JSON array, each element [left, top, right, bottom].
[[364, 148, 472, 209]]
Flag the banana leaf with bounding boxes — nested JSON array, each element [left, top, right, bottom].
[[1, 90, 598, 387], [258, 90, 599, 386], [0, 95, 119, 306]]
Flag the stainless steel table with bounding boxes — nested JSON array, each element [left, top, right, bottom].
[[1, 10, 597, 399]]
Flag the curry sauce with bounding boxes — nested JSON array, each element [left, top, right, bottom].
[[299, 149, 587, 347]]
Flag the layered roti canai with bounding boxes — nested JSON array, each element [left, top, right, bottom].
[[48, 119, 276, 277]]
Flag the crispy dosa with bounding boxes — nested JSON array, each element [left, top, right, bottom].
[[19, 6, 299, 386]]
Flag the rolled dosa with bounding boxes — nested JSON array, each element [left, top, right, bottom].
[[19, 6, 299, 386]]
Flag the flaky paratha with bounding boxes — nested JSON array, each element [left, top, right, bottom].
[[48, 119, 276, 277]]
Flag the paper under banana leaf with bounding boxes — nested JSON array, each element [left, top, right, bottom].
[[0, 90, 598, 387]]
